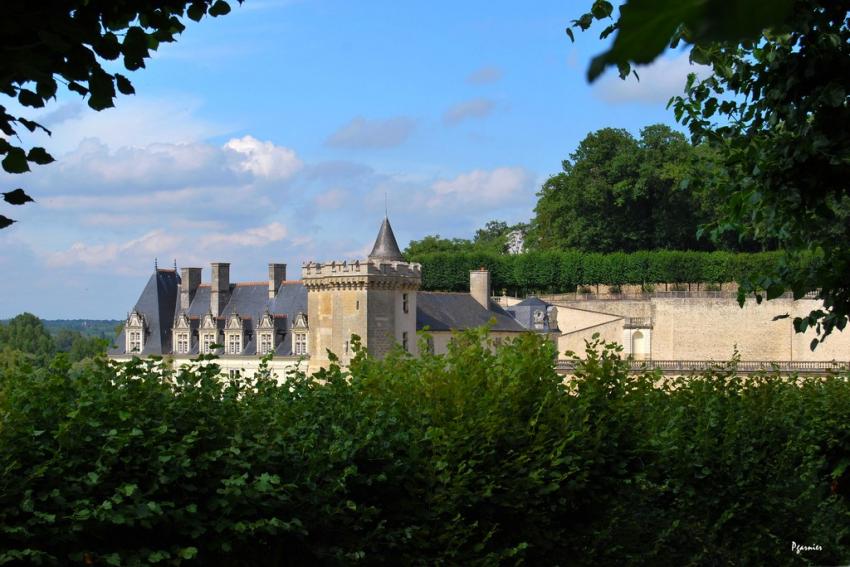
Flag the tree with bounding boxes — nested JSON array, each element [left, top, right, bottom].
[[570, 0, 850, 345], [1, 0, 239, 229], [404, 235, 476, 257], [473, 220, 529, 255], [0, 312, 55, 363], [530, 124, 719, 253]]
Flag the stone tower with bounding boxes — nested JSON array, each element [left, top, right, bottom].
[[302, 217, 421, 372]]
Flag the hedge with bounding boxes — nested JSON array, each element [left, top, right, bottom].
[[412, 250, 784, 293], [1, 334, 848, 565]]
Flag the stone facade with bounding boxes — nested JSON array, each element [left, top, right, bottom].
[[108, 218, 536, 378], [109, 217, 850, 378], [552, 296, 850, 363], [301, 259, 420, 372]]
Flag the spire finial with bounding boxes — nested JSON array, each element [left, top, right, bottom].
[[154, 257, 158, 270], [384, 191, 388, 218], [173, 259, 177, 271]]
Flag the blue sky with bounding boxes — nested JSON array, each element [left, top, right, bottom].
[[0, 0, 706, 319]]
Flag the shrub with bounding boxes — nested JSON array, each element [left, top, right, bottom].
[[1, 334, 848, 564], [412, 250, 781, 293]]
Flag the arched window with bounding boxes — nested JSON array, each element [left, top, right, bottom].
[[632, 331, 647, 360]]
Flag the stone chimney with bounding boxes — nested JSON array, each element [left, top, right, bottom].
[[180, 267, 202, 311], [268, 263, 286, 299], [210, 262, 230, 317], [470, 268, 491, 309]]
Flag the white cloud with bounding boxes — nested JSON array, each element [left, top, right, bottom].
[[43, 230, 181, 270], [53, 138, 229, 189], [28, 96, 223, 155], [326, 116, 416, 149], [426, 167, 532, 209], [466, 66, 503, 85], [224, 135, 302, 179], [204, 222, 288, 247], [443, 98, 496, 126], [594, 51, 711, 104], [314, 188, 347, 209]]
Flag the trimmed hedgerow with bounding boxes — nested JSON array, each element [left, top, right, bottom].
[[411, 250, 783, 294]]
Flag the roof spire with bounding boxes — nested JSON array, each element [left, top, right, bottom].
[[154, 257, 158, 271], [368, 216, 404, 261]]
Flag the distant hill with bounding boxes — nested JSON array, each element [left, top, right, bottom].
[[41, 320, 122, 339]]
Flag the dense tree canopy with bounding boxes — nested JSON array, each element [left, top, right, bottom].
[[0, 313, 55, 364], [1, 0, 239, 229], [404, 220, 527, 258], [530, 124, 742, 253], [0, 313, 107, 366], [570, 0, 850, 346]]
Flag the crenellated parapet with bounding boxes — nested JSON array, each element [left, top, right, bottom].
[[301, 259, 421, 291]]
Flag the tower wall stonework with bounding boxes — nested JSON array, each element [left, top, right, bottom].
[[302, 260, 421, 372]]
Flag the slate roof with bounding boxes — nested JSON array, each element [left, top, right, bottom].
[[416, 292, 526, 332], [368, 217, 405, 261], [109, 269, 179, 356], [110, 271, 307, 357], [505, 296, 560, 333]]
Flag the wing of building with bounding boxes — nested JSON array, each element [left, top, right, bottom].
[[109, 217, 558, 377]]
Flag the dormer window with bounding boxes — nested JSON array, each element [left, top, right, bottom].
[[128, 330, 143, 353], [176, 333, 189, 354], [294, 332, 307, 356], [125, 309, 146, 354], [259, 333, 273, 355], [227, 333, 242, 354], [200, 311, 218, 354], [224, 313, 244, 356], [256, 310, 276, 355], [173, 312, 192, 354]]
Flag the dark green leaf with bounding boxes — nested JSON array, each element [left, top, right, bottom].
[[187, 4, 206, 21], [2, 148, 29, 173], [209, 0, 232, 17], [27, 147, 55, 165], [18, 89, 45, 108], [3, 188, 35, 205], [115, 74, 135, 95]]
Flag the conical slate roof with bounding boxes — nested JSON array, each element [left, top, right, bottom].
[[368, 217, 405, 261]]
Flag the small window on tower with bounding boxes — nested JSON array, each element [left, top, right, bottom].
[[402, 331, 409, 352], [402, 293, 409, 314]]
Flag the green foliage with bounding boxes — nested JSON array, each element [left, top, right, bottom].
[[570, 0, 794, 81], [1, 0, 239, 227], [412, 249, 782, 294], [1, 333, 849, 564], [41, 319, 123, 339], [570, 0, 850, 343], [404, 220, 528, 258], [404, 234, 476, 257], [529, 124, 757, 253], [0, 314, 108, 367], [0, 313, 56, 365]]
